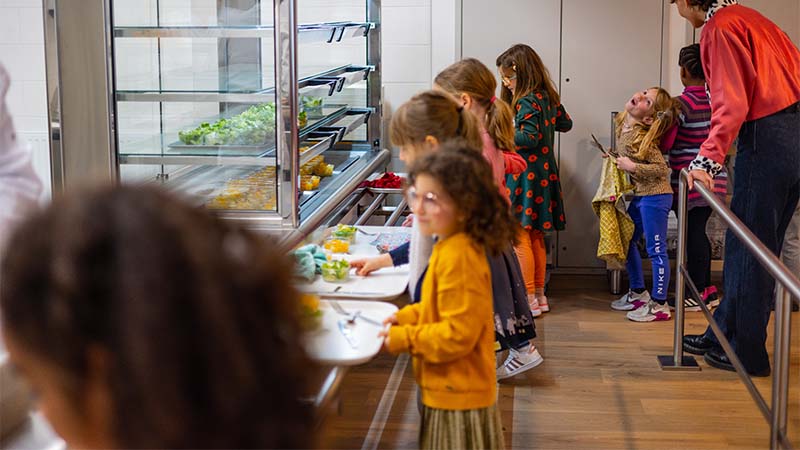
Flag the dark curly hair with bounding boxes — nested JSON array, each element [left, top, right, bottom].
[[407, 140, 518, 254], [679, 43, 705, 80], [0, 186, 315, 449], [670, 0, 716, 11]]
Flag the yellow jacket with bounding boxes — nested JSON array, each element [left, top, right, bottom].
[[592, 158, 635, 269], [387, 232, 496, 411]]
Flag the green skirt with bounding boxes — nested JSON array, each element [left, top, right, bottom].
[[420, 404, 505, 450]]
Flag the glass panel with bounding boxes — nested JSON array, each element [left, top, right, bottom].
[[110, 0, 375, 220], [295, 1, 368, 139], [111, 0, 279, 212]]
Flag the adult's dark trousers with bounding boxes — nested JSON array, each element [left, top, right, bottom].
[[703, 102, 800, 375]]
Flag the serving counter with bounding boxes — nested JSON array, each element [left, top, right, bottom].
[[0, 0, 398, 443], [296, 224, 411, 419]]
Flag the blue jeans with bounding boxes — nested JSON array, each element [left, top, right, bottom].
[[703, 102, 800, 374], [626, 194, 673, 301]]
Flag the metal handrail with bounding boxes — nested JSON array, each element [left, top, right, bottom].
[[660, 169, 799, 450]]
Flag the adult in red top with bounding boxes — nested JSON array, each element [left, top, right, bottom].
[[672, 0, 800, 377]]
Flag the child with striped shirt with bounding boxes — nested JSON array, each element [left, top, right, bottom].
[[668, 44, 728, 311]]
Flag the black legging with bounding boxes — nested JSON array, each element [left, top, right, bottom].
[[685, 206, 713, 297]]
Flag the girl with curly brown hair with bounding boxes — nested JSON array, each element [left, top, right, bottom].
[[382, 142, 517, 450], [0, 186, 315, 449]]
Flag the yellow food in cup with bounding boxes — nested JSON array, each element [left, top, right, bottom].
[[323, 239, 350, 253]]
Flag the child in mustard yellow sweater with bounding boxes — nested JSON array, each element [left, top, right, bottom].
[[381, 142, 518, 450]]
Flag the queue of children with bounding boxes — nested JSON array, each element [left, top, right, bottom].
[[0, 40, 734, 450]]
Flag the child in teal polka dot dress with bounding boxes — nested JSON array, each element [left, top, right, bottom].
[[497, 44, 573, 314]]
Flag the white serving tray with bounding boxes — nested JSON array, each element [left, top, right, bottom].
[[304, 299, 398, 366], [302, 226, 410, 300]]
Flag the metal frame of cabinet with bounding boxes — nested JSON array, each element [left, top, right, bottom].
[[42, 0, 387, 245]]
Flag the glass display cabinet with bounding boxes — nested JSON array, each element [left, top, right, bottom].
[[42, 0, 387, 244]]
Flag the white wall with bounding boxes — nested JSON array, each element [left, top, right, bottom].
[[663, 4, 696, 96]]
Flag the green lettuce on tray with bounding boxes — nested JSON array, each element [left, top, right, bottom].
[[178, 102, 277, 146]]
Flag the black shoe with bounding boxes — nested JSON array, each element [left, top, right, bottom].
[[703, 349, 771, 377], [703, 349, 734, 372], [683, 334, 715, 355]]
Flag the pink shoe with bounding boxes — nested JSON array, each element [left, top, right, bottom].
[[528, 294, 542, 317], [537, 295, 550, 313], [702, 286, 720, 308]]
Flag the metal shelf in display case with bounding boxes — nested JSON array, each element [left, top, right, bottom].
[[115, 65, 373, 102], [116, 106, 371, 167], [114, 21, 374, 43]]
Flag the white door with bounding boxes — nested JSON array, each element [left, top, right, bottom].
[[556, 0, 665, 268], [461, 0, 561, 85], [461, 0, 562, 269]]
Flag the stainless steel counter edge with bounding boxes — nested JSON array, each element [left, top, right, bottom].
[[281, 148, 390, 250]]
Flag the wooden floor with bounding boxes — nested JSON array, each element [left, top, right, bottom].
[[317, 275, 800, 450]]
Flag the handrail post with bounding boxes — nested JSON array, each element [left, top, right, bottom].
[[660, 169, 800, 448], [770, 284, 792, 449], [659, 170, 699, 370]]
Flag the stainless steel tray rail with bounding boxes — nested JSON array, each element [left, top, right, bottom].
[[660, 169, 800, 450]]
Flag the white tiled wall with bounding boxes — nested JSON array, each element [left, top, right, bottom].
[[381, 0, 432, 109], [381, 0, 433, 170]]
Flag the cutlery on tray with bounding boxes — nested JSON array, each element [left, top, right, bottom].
[[329, 299, 383, 326], [337, 318, 359, 349]]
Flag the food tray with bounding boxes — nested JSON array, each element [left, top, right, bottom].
[[366, 187, 404, 194], [166, 139, 277, 156], [362, 172, 407, 194], [300, 226, 410, 300], [304, 299, 397, 366], [166, 105, 349, 155]]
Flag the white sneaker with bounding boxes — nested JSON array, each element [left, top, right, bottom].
[[610, 290, 651, 311], [528, 294, 542, 317], [496, 346, 544, 380], [538, 295, 550, 313], [626, 299, 672, 322]]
